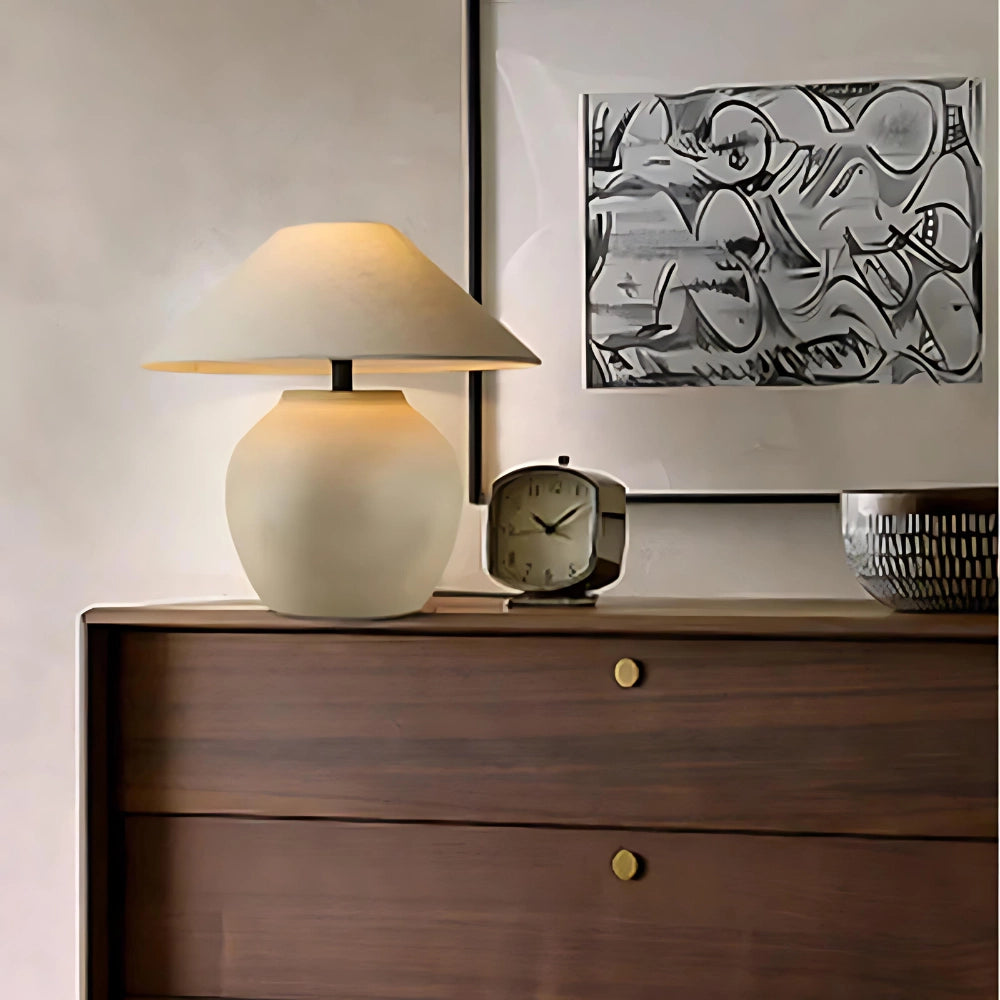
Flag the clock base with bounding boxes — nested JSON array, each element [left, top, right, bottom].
[[507, 592, 597, 608]]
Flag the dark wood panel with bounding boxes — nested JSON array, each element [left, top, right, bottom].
[[85, 625, 130, 1000], [84, 596, 999, 640], [119, 631, 998, 837], [85, 625, 111, 1000], [124, 816, 997, 1000]]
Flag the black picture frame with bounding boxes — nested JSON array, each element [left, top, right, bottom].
[[462, 0, 837, 507]]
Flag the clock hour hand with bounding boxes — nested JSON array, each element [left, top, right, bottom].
[[531, 512, 553, 532]]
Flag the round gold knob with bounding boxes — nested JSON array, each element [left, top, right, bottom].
[[611, 849, 641, 881], [614, 657, 641, 688]]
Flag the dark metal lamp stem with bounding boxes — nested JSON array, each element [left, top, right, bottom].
[[330, 360, 353, 392]]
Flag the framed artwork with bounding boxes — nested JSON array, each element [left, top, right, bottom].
[[585, 82, 983, 390], [464, 0, 997, 503]]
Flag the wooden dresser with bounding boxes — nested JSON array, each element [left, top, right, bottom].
[[83, 598, 998, 999]]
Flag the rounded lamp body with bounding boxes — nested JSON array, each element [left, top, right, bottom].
[[225, 390, 461, 618]]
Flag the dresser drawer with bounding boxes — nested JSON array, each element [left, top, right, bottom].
[[117, 630, 997, 836], [124, 815, 995, 1000]]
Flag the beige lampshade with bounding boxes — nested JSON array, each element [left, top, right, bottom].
[[143, 222, 540, 374]]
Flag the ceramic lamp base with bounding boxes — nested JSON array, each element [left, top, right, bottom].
[[225, 389, 461, 618]]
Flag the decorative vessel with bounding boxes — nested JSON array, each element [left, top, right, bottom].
[[841, 488, 997, 613]]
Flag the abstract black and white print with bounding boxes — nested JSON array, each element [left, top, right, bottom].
[[585, 80, 983, 388]]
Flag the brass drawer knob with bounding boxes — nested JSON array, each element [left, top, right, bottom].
[[614, 657, 641, 688], [611, 849, 642, 881]]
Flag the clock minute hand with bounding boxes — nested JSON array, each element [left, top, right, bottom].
[[551, 504, 583, 530]]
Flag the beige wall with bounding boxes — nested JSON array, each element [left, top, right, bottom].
[[0, 0, 992, 996], [1, 2, 470, 995]]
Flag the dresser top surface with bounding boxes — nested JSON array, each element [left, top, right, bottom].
[[83, 596, 998, 641]]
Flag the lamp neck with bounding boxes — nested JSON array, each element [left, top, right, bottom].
[[330, 360, 353, 392]]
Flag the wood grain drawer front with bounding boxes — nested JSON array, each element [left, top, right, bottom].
[[124, 816, 996, 1000], [118, 630, 997, 837]]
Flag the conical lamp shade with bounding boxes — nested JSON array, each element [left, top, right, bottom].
[[143, 222, 540, 374]]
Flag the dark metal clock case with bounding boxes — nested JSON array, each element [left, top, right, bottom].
[[486, 463, 627, 601]]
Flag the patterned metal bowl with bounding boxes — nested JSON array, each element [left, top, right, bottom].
[[842, 488, 998, 613]]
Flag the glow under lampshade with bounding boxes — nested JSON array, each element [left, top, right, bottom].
[[144, 223, 539, 619]]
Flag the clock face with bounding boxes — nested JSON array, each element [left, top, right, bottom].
[[488, 469, 598, 590]]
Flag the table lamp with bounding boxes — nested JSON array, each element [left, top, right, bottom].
[[144, 222, 539, 619]]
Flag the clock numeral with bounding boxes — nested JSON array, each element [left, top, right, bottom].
[[575, 484, 583, 496], [530, 482, 541, 497], [507, 551, 516, 567], [568, 563, 577, 577], [522, 562, 532, 582], [551, 481, 562, 494], [544, 568, 553, 585]]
